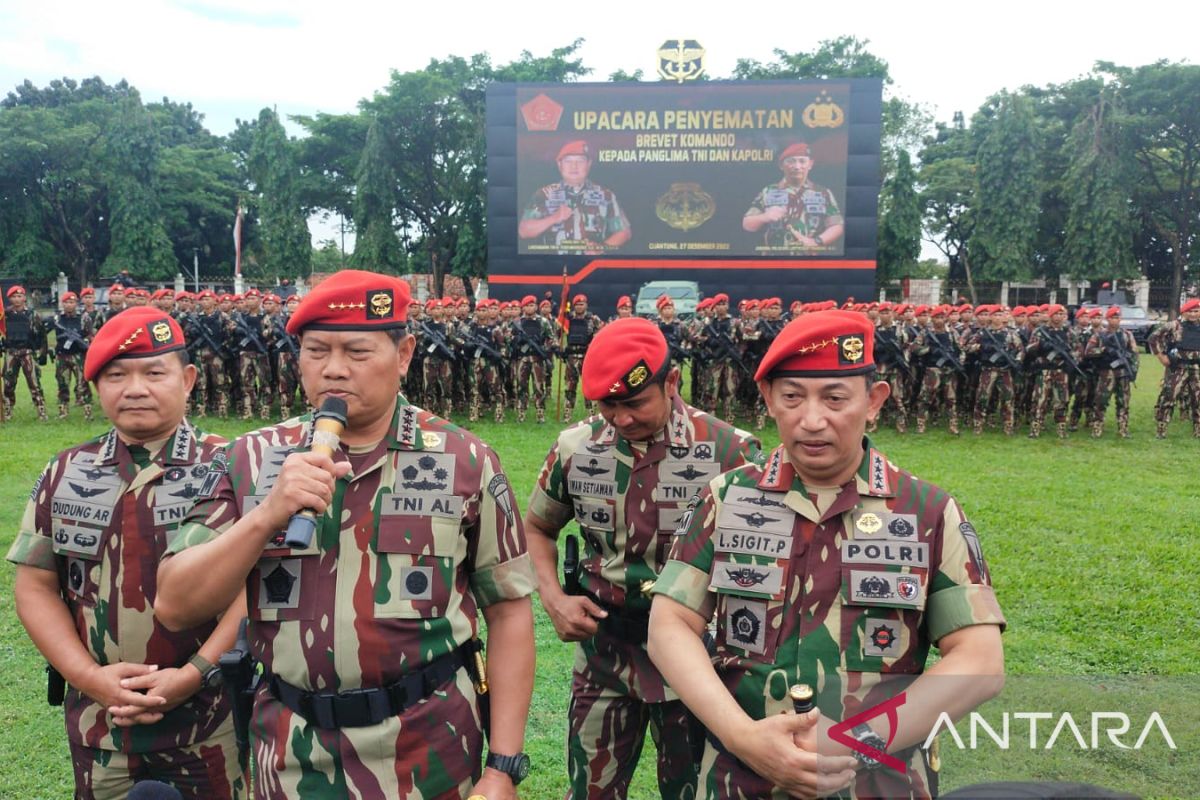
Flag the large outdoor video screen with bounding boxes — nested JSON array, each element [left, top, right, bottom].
[[515, 83, 850, 258]]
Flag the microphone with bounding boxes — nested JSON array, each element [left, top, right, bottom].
[[283, 395, 348, 549], [127, 781, 184, 800]]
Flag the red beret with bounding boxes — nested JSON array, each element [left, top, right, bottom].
[[913, 305, 930, 316], [893, 303, 909, 314], [764, 297, 782, 308], [696, 298, 713, 311], [790, 300, 802, 310], [931, 305, 949, 318], [197, 289, 215, 300], [656, 294, 674, 309], [1046, 304, 1066, 316], [572, 294, 587, 304], [755, 310, 875, 381], [6, 285, 26, 298], [84, 307, 187, 381], [80, 287, 95, 297], [539, 299, 552, 308], [744, 299, 760, 310], [779, 142, 811, 163], [285, 269, 412, 335], [582, 318, 669, 401], [712, 293, 730, 304], [219, 294, 233, 302], [457, 296, 470, 306], [1105, 306, 1122, 319], [264, 293, 281, 303], [877, 301, 893, 312], [1180, 299, 1199, 314], [109, 284, 126, 294], [521, 295, 537, 306], [443, 297, 458, 308], [616, 295, 632, 309], [60, 291, 78, 302], [175, 291, 190, 301], [557, 140, 590, 160], [424, 299, 439, 310], [243, 288, 261, 298]]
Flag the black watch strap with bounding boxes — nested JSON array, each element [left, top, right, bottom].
[[485, 751, 530, 785]]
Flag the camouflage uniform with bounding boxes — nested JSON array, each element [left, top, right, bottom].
[[965, 327, 1023, 435], [652, 443, 1006, 800], [169, 398, 534, 800], [455, 320, 507, 422], [744, 180, 844, 250], [510, 314, 557, 423], [1085, 327, 1137, 438], [872, 323, 911, 433], [2, 306, 49, 420], [521, 181, 630, 253], [695, 317, 743, 422], [262, 312, 302, 418], [562, 312, 604, 422], [1026, 326, 1076, 438], [228, 312, 272, 419], [6, 424, 242, 800], [419, 319, 457, 420], [913, 329, 963, 435], [1149, 319, 1200, 437], [1068, 324, 1100, 432], [188, 311, 230, 417], [529, 396, 760, 799], [53, 309, 95, 419]]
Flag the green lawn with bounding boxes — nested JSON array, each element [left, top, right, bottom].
[[1, 358, 1197, 797]]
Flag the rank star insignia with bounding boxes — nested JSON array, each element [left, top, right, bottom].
[[118, 328, 141, 351], [869, 624, 897, 650], [856, 513, 883, 535], [263, 564, 297, 604], [725, 567, 769, 588]]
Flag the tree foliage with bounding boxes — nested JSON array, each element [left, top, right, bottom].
[[247, 107, 311, 280], [877, 149, 922, 280]]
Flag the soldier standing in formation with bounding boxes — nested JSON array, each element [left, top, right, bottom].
[[695, 293, 743, 423], [870, 301, 910, 433], [226, 288, 272, 420], [1026, 304, 1077, 439], [561, 293, 604, 423], [965, 305, 1023, 435], [3, 284, 49, 420], [649, 310, 1005, 799], [1149, 297, 1200, 438], [186, 289, 229, 418], [1085, 306, 1138, 438], [52, 290, 95, 421], [419, 297, 458, 421], [262, 293, 303, 418], [914, 307, 964, 435], [156, 270, 536, 800], [456, 299, 508, 422], [510, 295, 557, 423], [9, 307, 243, 799], [526, 318, 760, 799]]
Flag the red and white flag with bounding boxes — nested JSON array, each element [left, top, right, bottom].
[[233, 203, 244, 278]]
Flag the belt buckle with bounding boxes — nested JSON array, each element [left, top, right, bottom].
[[331, 687, 378, 728]]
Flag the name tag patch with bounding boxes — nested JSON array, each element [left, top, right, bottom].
[[382, 492, 463, 519], [848, 570, 925, 609], [725, 597, 768, 654], [710, 561, 784, 596], [841, 541, 927, 567], [716, 529, 793, 559]]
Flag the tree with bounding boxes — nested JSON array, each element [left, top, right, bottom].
[[1060, 92, 1136, 280], [971, 92, 1041, 284], [920, 117, 979, 298], [247, 107, 311, 279], [876, 149, 922, 281], [351, 118, 406, 273]]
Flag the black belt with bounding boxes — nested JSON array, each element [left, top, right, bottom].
[[268, 640, 480, 729]]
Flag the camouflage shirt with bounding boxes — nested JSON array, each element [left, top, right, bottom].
[[744, 179, 844, 249], [528, 395, 761, 700], [653, 442, 1005, 799], [169, 396, 535, 693], [7, 422, 233, 753], [521, 180, 630, 251]]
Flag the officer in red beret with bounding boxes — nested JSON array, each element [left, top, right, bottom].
[[9, 306, 243, 799], [185, 289, 231, 418], [649, 310, 1005, 800], [157, 270, 537, 799], [2, 284, 49, 420], [51, 289, 95, 420], [742, 141, 845, 252], [1148, 297, 1200, 437], [518, 138, 632, 254], [526, 317, 760, 800]]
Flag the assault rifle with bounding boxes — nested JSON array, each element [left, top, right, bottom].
[[53, 319, 89, 355], [1038, 329, 1088, 380], [270, 315, 299, 359], [925, 332, 966, 375], [875, 329, 913, 379], [420, 321, 456, 361], [231, 313, 268, 354], [1103, 332, 1139, 383], [188, 314, 227, 358], [512, 322, 552, 361], [980, 329, 1021, 373], [701, 321, 751, 375]]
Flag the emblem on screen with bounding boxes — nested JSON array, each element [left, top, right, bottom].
[[656, 183, 716, 231], [656, 40, 706, 83]]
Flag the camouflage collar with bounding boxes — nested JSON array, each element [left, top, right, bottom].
[[386, 396, 427, 451], [756, 438, 895, 499], [592, 393, 691, 450], [95, 422, 197, 467]]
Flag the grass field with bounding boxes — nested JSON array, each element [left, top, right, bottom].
[[1, 357, 1197, 798]]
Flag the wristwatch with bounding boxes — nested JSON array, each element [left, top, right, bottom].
[[187, 654, 223, 688], [850, 723, 888, 770], [485, 751, 531, 785]]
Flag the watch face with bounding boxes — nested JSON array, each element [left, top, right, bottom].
[[515, 754, 530, 782]]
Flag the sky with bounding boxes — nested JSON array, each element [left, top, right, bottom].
[[1, 0, 1195, 250]]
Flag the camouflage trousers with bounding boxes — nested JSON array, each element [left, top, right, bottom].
[[69, 723, 243, 800], [56, 352, 92, 405], [876, 367, 908, 432], [1030, 368, 1070, 436], [1155, 361, 1200, 431], [249, 671, 483, 800], [274, 351, 302, 417], [562, 353, 595, 420], [1069, 372, 1098, 428], [567, 639, 699, 800], [703, 361, 740, 421], [193, 349, 228, 417], [2, 348, 46, 418], [469, 358, 505, 422], [423, 357, 454, 419], [916, 366, 958, 432], [1092, 369, 1132, 436], [973, 367, 1015, 433], [515, 356, 548, 421], [239, 353, 273, 418]]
